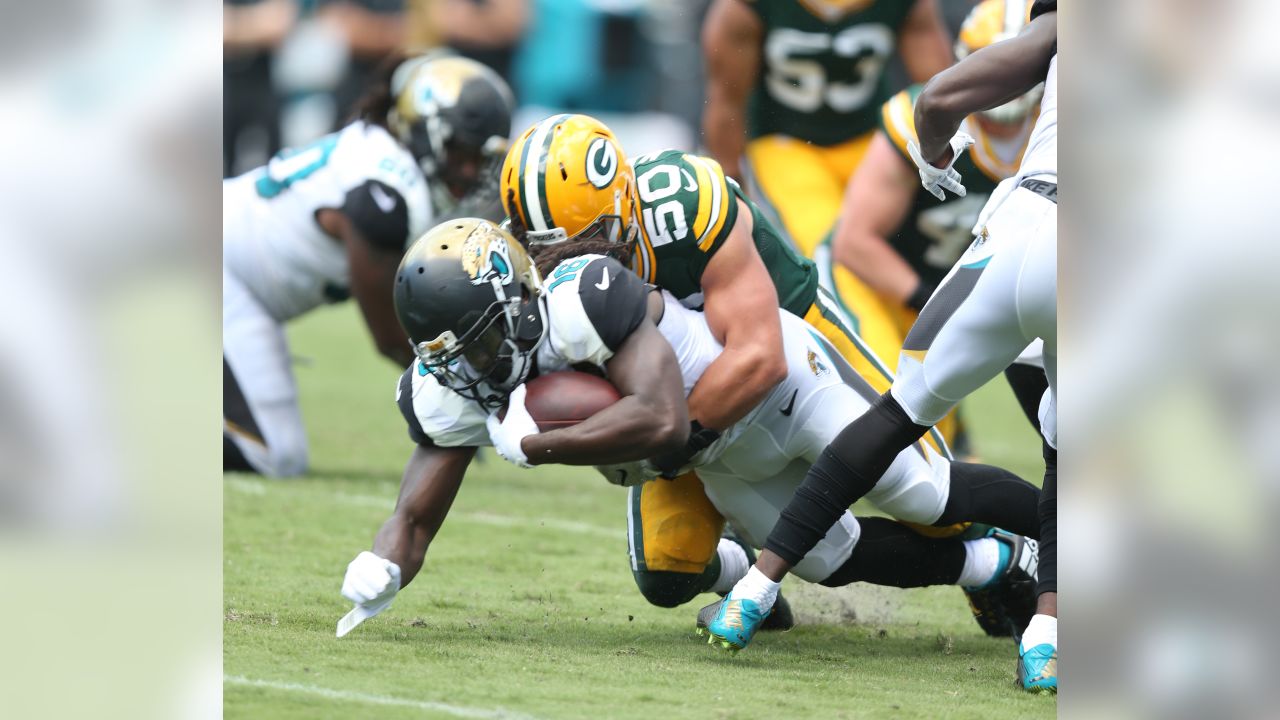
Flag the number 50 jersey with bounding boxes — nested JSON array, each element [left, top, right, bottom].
[[224, 121, 434, 322]]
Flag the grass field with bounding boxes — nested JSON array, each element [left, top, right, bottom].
[[225, 303, 1054, 719]]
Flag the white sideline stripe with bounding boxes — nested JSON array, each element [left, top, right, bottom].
[[228, 479, 619, 538], [225, 675, 537, 719]]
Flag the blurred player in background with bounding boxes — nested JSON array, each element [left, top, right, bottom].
[[706, 3, 1056, 692], [338, 219, 1040, 641], [820, 0, 1048, 437], [223, 54, 514, 477]]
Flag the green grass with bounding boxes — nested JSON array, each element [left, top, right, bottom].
[[225, 303, 1054, 719]]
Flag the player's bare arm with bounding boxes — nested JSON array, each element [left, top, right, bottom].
[[701, 0, 761, 183], [371, 443, 477, 588], [915, 12, 1057, 164], [687, 200, 787, 431], [832, 134, 925, 306], [898, 0, 954, 84], [317, 208, 415, 367], [522, 315, 689, 466]]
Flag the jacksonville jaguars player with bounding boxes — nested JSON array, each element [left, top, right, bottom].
[[337, 218, 1041, 641], [707, 0, 1057, 693], [223, 53, 513, 477]]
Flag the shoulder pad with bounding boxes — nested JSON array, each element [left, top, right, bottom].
[[878, 85, 922, 163], [544, 254, 648, 366], [342, 123, 434, 247], [631, 151, 739, 283]]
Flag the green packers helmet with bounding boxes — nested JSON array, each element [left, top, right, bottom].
[[389, 54, 515, 202], [394, 218, 547, 408]]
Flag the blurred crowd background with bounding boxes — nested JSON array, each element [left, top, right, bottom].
[[224, 0, 985, 176]]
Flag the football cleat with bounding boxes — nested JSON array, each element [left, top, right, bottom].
[[963, 530, 1038, 641], [1017, 642, 1058, 693], [719, 533, 794, 632], [694, 594, 772, 653]]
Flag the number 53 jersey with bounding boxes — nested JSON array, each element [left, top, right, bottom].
[[224, 121, 434, 322], [746, 0, 918, 147]]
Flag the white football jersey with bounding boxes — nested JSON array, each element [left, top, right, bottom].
[[224, 121, 434, 322], [1016, 54, 1056, 183]]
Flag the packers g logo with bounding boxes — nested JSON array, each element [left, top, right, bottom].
[[461, 225, 515, 286], [585, 137, 618, 189]]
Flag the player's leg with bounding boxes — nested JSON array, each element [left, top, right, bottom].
[[626, 472, 728, 607], [753, 188, 1055, 595], [223, 270, 309, 477], [743, 135, 847, 258]]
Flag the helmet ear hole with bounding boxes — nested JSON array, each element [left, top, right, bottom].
[[559, 164, 568, 181]]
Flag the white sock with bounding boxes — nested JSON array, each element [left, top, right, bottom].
[[710, 538, 750, 595], [957, 537, 1002, 587], [1021, 613, 1057, 651], [732, 566, 781, 611]]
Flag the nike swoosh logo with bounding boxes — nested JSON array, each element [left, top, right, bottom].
[[369, 183, 396, 213], [595, 267, 611, 290], [779, 389, 798, 416]]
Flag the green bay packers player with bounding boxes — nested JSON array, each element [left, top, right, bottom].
[[818, 0, 1048, 439], [496, 115, 1050, 630], [702, 0, 951, 259], [338, 219, 1040, 640], [223, 54, 513, 477]]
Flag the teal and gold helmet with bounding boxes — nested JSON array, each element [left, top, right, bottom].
[[389, 54, 515, 201], [394, 218, 547, 408]]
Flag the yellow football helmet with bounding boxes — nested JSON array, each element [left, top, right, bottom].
[[499, 114, 638, 251], [956, 0, 1042, 124]]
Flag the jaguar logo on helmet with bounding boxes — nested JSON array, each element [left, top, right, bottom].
[[585, 137, 618, 189], [461, 224, 516, 286]]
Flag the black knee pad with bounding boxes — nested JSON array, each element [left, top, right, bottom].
[[1037, 442, 1057, 596], [632, 569, 711, 609]]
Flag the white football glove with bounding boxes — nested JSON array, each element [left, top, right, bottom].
[[908, 132, 975, 201], [337, 551, 401, 637], [485, 383, 537, 468]]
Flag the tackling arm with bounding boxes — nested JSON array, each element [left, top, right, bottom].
[[522, 306, 689, 466], [701, 0, 762, 183], [686, 200, 787, 430], [372, 443, 476, 588], [915, 12, 1056, 163], [832, 134, 927, 306]]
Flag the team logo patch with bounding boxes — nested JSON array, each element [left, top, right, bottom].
[[585, 137, 618, 188], [461, 224, 516, 286], [807, 349, 830, 377]]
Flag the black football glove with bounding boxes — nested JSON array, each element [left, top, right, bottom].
[[650, 420, 721, 480]]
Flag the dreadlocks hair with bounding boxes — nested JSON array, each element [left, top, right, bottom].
[[531, 238, 632, 278], [349, 52, 411, 129]]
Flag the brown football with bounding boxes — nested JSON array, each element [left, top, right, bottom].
[[522, 371, 621, 431]]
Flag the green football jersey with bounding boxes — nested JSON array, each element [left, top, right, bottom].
[[629, 149, 818, 317], [744, 0, 915, 146], [877, 84, 1029, 285]]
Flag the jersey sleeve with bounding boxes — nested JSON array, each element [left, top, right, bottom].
[[544, 255, 648, 366], [632, 151, 739, 289], [878, 84, 924, 165], [343, 179, 411, 252], [395, 362, 491, 447]]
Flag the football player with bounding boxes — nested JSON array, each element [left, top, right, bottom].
[[223, 54, 513, 477], [706, 1, 1057, 694], [337, 218, 1041, 640], [496, 113, 1010, 616], [819, 0, 1049, 437]]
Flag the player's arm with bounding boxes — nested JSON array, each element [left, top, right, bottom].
[[898, 0, 953, 83], [319, 180, 416, 367], [701, 0, 762, 183], [370, 442, 476, 588], [915, 11, 1056, 163], [523, 313, 689, 466], [832, 133, 929, 307], [689, 199, 787, 429]]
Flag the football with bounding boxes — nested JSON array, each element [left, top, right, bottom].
[[522, 371, 621, 431]]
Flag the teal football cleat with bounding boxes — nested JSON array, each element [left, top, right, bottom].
[[1017, 643, 1058, 693], [694, 593, 772, 652]]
